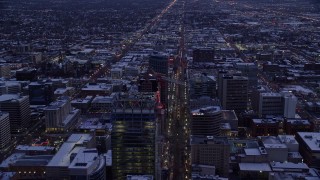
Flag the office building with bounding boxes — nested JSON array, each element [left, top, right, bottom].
[[54, 87, 75, 100], [2, 153, 53, 179], [239, 163, 271, 179], [284, 119, 312, 135], [258, 93, 283, 117], [191, 164, 216, 178], [193, 48, 215, 62], [0, 81, 22, 95], [138, 75, 158, 93], [0, 112, 10, 150], [219, 75, 248, 114], [217, 70, 227, 100], [189, 73, 216, 99], [251, 119, 279, 137], [221, 110, 238, 131], [149, 53, 168, 75], [295, 132, 320, 169], [44, 97, 80, 133], [71, 96, 93, 114], [269, 162, 320, 180], [190, 136, 230, 177], [90, 94, 117, 113], [111, 68, 123, 79], [0, 94, 30, 134], [235, 63, 258, 88], [259, 136, 289, 162], [29, 81, 54, 105], [112, 93, 155, 179], [257, 92, 297, 118], [281, 91, 297, 118], [15, 68, 37, 81], [191, 106, 222, 136]]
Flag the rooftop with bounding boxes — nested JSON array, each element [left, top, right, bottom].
[[297, 132, 320, 152], [260, 136, 289, 149], [47, 134, 93, 167], [0, 94, 25, 102], [261, 92, 282, 97], [0, 172, 16, 180], [0, 153, 25, 168], [286, 119, 310, 126], [11, 155, 53, 167], [92, 95, 115, 104], [277, 135, 299, 145], [68, 148, 99, 170], [239, 163, 272, 172], [244, 148, 261, 156], [221, 110, 237, 121], [78, 118, 107, 130], [71, 96, 93, 104], [15, 145, 55, 152], [252, 119, 279, 124], [45, 99, 68, 110], [190, 135, 229, 145], [191, 106, 221, 115], [270, 162, 309, 171]]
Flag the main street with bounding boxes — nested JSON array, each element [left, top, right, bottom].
[[162, 0, 191, 179]]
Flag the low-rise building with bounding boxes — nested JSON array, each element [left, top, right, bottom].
[[251, 119, 279, 137], [239, 163, 271, 180], [191, 136, 230, 177], [295, 132, 320, 169]]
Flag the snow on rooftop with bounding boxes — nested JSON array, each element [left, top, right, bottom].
[[191, 106, 220, 114], [47, 134, 92, 167], [15, 145, 55, 151], [282, 85, 315, 95], [239, 163, 272, 172], [297, 132, 320, 151], [244, 148, 261, 156], [68, 148, 98, 170], [270, 162, 309, 170], [0, 153, 25, 168]]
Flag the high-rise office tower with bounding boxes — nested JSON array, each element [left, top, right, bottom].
[[189, 73, 216, 99], [149, 52, 168, 75], [281, 91, 297, 118], [0, 94, 30, 134], [29, 81, 54, 105], [258, 93, 283, 117], [235, 62, 258, 88], [149, 52, 169, 105], [191, 106, 222, 136], [217, 70, 227, 100], [0, 112, 10, 150], [219, 75, 248, 114], [111, 93, 155, 179], [44, 97, 80, 133]]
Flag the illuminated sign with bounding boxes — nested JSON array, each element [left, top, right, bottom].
[[192, 112, 204, 116]]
